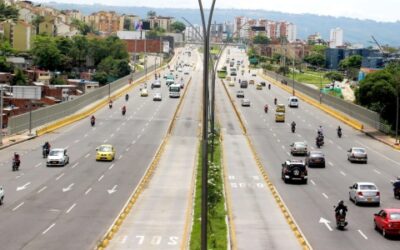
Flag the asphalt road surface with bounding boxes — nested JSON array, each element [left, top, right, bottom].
[[222, 46, 400, 250]]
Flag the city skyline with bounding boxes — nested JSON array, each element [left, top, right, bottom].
[[36, 0, 400, 23]]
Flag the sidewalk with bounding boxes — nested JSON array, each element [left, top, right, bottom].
[[0, 132, 36, 150]]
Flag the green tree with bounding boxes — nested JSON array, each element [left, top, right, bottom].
[[0, 2, 18, 21], [12, 68, 28, 85], [32, 36, 61, 70], [50, 76, 65, 85], [304, 53, 325, 67], [0, 56, 14, 72], [92, 71, 108, 84], [324, 71, 344, 82], [339, 55, 362, 70], [70, 35, 89, 68], [170, 21, 186, 33], [147, 10, 156, 18], [71, 19, 95, 35], [253, 34, 270, 45]]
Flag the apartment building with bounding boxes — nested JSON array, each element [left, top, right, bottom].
[[147, 16, 174, 31], [2, 20, 35, 51], [84, 11, 124, 35], [329, 27, 344, 48]]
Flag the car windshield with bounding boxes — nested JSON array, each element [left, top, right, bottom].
[[311, 152, 323, 157], [359, 185, 377, 190], [353, 148, 365, 153], [49, 150, 63, 156], [389, 212, 400, 220], [99, 146, 112, 152], [295, 142, 306, 147]]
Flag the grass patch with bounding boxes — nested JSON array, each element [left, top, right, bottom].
[[288, 70, 330, 87], [190, 134, 227, 250]]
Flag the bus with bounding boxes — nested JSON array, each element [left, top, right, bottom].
[[169, 84, 181, 98]]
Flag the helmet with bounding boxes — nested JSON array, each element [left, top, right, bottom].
[[338, 200, 344, 205]]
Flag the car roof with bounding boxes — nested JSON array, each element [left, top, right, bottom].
[[310, 151, 323, 155], [51, 148, 65, 151], [355, 182, 376, 186], [99, 144, 113, 147], [383, 208, 400, 213], [351, 147, 365, 150], [294, 141, 306, 145]]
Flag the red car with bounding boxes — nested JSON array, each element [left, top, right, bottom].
[[374, 208, 400, 237]]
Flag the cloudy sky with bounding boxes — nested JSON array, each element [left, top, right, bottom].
[[39, 0, 399, 22]]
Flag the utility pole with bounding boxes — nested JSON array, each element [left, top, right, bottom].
[[0, 86, 4, 146]]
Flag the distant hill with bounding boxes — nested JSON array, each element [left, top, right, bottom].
[[41, 2, 400, 46]]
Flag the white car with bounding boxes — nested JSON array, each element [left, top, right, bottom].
[[349, 182, 380, 206], [47, 148, 69, 167], [288, 96, 299, 108], [140, 88, 148, 97], [228, 80, 235, 86], [0, 186, 4, 205], [241, 99, 251, 107], [153, 93, 162, 101]]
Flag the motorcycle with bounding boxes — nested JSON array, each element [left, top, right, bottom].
[[109, 103, 112, 109], [268, 84, 271, 90], [338, 129, 342, 138], [316, 137, 323, 148], [125, 94, 129, 101], [12, 159, 20, 171], [91, 119, 95, 127], [42, 147, 49, 158], [122, 109, 126, 116], [394, 187, 400, 199], [274, 98, 277, 105], [264, 105, 268, 113], [334, 207, 348, 230], [291, 125, 296, 133]]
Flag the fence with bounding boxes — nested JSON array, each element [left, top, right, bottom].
[[8, 65, 157, 135], [264, 70, 381, 130]]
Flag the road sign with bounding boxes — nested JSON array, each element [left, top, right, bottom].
[[12, 86, 41, 100]]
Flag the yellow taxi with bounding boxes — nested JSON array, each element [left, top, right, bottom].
[[276, 104, 286, 113], [256, 82, 262, 90], [140, 88, 148, 97], [96, 144, 116, 161], [275, 112, 285, 122]]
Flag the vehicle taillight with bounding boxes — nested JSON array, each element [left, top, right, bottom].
[[376, 191, 380, 196], [357, 191, 363, 196], [388, 223, 392, 228]]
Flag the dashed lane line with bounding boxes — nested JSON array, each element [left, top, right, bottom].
[[340, 171, 347, 176], [310, 180, 316, 186], [42, 223, 56, 235], [85, 187, 92, 195], [12, 202, 24, 211], [109, 164, 115, 170], [98, 175, 104, 182], [38, 186, 47, 193], [358, 229, 368, 240], [66, 203, 76, 214], [34, 163, 42, 168], [71, 163, 79, 169], [55, 173, 65, 181], [322, 193, 329, 199]]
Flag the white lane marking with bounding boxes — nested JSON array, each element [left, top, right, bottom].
[[109, 164, 115, 170], [85, 153, 90, 158], [84, 134, 88, 138], [71, 162, 79, 169], [286, 152, 290, 156], [358, 229, 368, 240], [38, 186, 47, 193], [103, 139, 108, 143], [340, 171, 347, 176], [311, 146, 315, 150], [141, 128, 145, 132], [297, 134, 302, 138], [98, 175, 104, 182], [310, 180, 316, 186], [16, 182, 31, 191], [328, 161, 334, 167], [125, 147, 130, 152], [322, 193, 329, 199], [34, 163, 42, 168], [374, 169, 381, 175], [356, 140, 400, 166], [62, 183, 74, 192], [282, 145, 285, 150], [137, 134, 141, 139], [110, 133, 114, 138], [12, 202, 24, 211], [56, 173, 65, 181], [116, 127, 120, 132], [42, 223, 56, 235], [145, 122, 149, 127], [273, 133, 276, 137], [74, 139, 80, 143], [121, 235, 128, 244], [118, 155, 123, 160], [337, 145, 343, 150], [85, 187, 92, 195], [131, 140, 136, 145], [66, 203, 76, 214], [122, 122, 126, 126], [65, 145, 70, 149]]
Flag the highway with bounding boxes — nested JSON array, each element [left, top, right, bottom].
[[0, 48, 194, 249], [220, 46, 400, 249]]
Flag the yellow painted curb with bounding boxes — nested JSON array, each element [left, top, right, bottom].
[[261, 74, 363, 131], [96, 70, 192, 250], [220, 78, 312, 250]]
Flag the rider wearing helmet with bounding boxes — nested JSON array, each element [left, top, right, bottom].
[[335, 200, 348, 219]]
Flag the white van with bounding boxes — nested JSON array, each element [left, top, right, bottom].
[[288, 96, 299, 107]]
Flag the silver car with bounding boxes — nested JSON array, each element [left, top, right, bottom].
[[290, 142, 308, 156], [47, 148, 69, 167], [241, 99, 251, 107], [349, 182, 380, 206], [347, 147, 368, 163], [153, 93, 162, 101]]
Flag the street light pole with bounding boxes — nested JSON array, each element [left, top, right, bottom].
[[396, 86, 399, 144], [0, 86, 3, 145], [292, 57, 295, 96]]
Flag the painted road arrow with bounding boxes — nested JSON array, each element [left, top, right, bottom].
[[16, 182, 31, 191], [107, 185, 118, 194], [319, 217, 333, 231], [62, 183, 74, 192]]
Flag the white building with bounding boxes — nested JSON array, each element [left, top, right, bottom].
[[329, 27, 344, 48], [184, 25, 203, 42], [286, 23, 297, 43]]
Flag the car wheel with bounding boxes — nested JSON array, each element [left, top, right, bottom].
[[303, 179, 308, 184], [376, 202, 380, 207], [354, 198, 358, 205], [374, 221, 379, 231], [0, 196, 3, 205]]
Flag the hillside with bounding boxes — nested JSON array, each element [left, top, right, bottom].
[[41, 2, 400, 46]]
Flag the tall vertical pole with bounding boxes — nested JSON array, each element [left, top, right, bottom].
[[292, 57, 295, 96], [28, 100, 32, 136], [0, 87, 3, 145], [396, 89, 399, 144]]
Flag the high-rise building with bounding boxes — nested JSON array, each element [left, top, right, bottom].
[[329, 27, 344, 48]]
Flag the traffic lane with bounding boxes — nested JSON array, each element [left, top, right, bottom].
[[230, 83, 400, 249]]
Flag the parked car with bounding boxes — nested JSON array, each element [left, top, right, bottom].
[[47, 148, 69, 167], [374, 208, 400, 237], [236, 90, 245, 98], [349, 182, 380, 206], [281, 160, 308, 184], [290, 142, 308, 156], [347, 147, 368, 163], [305, 151, 325, 168]]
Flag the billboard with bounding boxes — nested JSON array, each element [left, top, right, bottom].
[[251, 26, 266, 31], [163, 41, 170, 53], [12, 86, 41, 100]]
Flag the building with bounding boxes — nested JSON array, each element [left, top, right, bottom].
[[2, 20, 35, 51], [63, 9, 84, 23], [147, 16, 174, 31], [184, 25, 202, 42], [325, 48, 381, 70], [18, 7, 36, 23], [122, 14, 140, 31], [84, 11, 124, 35], [329, 27, 344, 48], [307, 33, 326, 45]]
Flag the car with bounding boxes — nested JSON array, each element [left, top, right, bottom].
[[177, 67, 183, 72], [47, 148, 69, 167], [275, 112, 285, 122], [260, 81, 266, 87], [151, 80, 161, 88], [228, 80, 235, 86], [184, 70, 190, 75], [230, 71, 237, 76], [140, 88, 148, 97], [153, 92, 162, 101], [290, 142, 308, 156], [241, 99, 251, 107], [236, 90, 244, 98], [288, 96, 299, 108], [374, 208, 400, 237], [240, 80, 248, 88], [305, 151, 325, 168], [256, 83, 262, 90], [96, 144, 116, 161], [0, 186, 4, 205], [276, 104, 286, 113], [349, 182, 380, 206], [252, 72, 257, 77], [347, 147, 367, 163], [226, 76, 231, 81], [249, 79, 255, 84], [281, 160, 308, 184]]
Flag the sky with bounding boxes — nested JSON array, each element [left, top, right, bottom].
[[39, 0, 400, 22]]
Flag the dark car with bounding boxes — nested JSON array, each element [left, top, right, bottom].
[[281, 160, 308, 184], [260, 81, 266, 86], [236, 90, 245, 98], [240, 80, 248, 88], [305, 151, 326, 168]]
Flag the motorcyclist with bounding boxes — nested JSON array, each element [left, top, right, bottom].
[[13, 152, 20, 171], [268, 83, 271, 90], [122, 106, 126, 115], [125, 93, 129, 101], [90, 115, 96, 126], [335, 200, 348, 221], [264, 104, 268, 113], [274, 97, 277, 105], [316, 134, 324, 147], [317, 125, 324, 136], [109, 100, 113, 109], [43, 141, 51, 158], [337, 126, 342, 138], [392, 176, 400, 198], [291, 121, 296, 133]]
